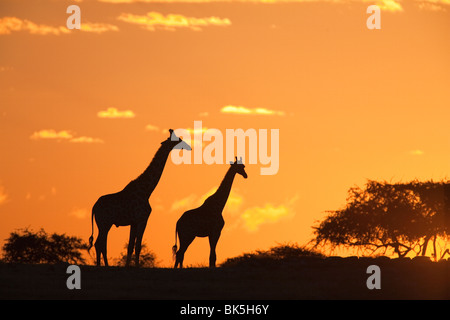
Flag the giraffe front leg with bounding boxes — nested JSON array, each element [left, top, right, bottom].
[[134, 221, 148, 267], [208, 233, 220, 268], [126, 225, 137, 267]]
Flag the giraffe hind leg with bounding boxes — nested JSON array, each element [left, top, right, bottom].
[[174, 233, 195, 268], [95, 225, 111, 266]]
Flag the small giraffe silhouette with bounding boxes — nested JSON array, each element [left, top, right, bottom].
[[172, 157, 248, 268], [88, 129, 191, 266]]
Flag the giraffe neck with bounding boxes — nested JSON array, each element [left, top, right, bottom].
[[207, 168, 237, 213], [125, 143, 172, 199]]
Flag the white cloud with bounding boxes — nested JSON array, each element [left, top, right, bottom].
[[30, 129, 73, 141], [410, 149, 425, 156], [0, 185, 8, 206], [240, 203, 292, 232], [69, 208, 89, 219], [171, 189, 298, 233], [171, 194, 199, 212], [97, 107, 136, 118], [0, 17, 118, 35], [0, 17, 70, 35], [416, 0, 449, 11], [70, 136, 104, 144], [221, 105, 285, 116], [171, 189, 243, 213], [117, 11, 231, 31], [80, 22, 119, 33], [145, 124, 160, 131], [30, 129, 103, 144], [99, 0, 404, 12], [239, 195, 298, 232]]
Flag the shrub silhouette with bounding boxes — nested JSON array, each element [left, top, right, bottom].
[[2, 228, 88, 264], [114, 242, 158, 267], [221, 243, 324, 267]]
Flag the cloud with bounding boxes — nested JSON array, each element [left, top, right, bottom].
[[221, 105, 285, 116], [97, 107, 136, 118], [241, 204, 293, 232], [185, 127, 211, 135], [0, 185, 8, 206], [171, 194, 199, 212], [117, 12, 231, 31], [198, 188, 244, 214], [409, 149, 425, 156], [30, 129, 103, 143], [171, 189, 243, 213], [416, 0, 449, 11], [100, 0, 404, 12], [0, 66, 13, 72], [375, 0, 403, 11], [80, 22, 119, 33], [30, 129, 73, 141], [145, 124, 160, 131], [175, 126, 223, 148], [0, 17, 118, 35], [239, 195, 298, 232], [0, 17, 70, 35], [69, 208, 89, 219], [171, 189, 297, 232], [70, 136, 104, 144]]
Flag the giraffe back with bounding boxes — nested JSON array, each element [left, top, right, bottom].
[[93, 191, 151, 227]]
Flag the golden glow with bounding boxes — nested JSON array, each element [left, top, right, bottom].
[[1, 0, 449, 266]]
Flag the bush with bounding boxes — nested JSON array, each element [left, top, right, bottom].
[[221, 243, 324, 267], [114, 242, 158, 268], [2, 228, 88, 264]]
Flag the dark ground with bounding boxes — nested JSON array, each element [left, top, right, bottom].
[[1, 257, 449, 300]]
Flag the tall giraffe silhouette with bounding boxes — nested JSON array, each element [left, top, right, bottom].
[[88, 129, 191, 266], [172, 157, 248, 268]]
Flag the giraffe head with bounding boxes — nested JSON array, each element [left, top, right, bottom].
[[230, 156, 248, 179], [165, 129, 192, 150]]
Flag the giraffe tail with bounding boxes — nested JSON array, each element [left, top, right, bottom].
[[88, 209, 95, 253], [172, 224, 178, 260]]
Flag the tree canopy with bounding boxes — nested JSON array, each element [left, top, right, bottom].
[[313, 180, 450, 260], [2, 228, 88, 264]]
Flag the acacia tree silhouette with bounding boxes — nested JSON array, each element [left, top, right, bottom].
[[313, 180, 450, 260], [2, 228, 88, 264]]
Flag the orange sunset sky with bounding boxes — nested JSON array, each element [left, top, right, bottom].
[[0, 0, 449, 267]]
